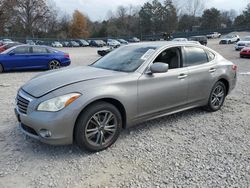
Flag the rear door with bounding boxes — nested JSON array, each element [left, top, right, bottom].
[[183, 46, 217, 104], [29, 46, 51, 69]]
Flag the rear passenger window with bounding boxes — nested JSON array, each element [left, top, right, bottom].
[[32, 47, 48, 54], [206, 50, 215, 61], [184, 47, 208, 66]]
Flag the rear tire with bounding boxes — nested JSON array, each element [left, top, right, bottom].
[[205, 81, 226, 112], [48, 60, 60, 70], [0, 64, 3, 73], [75, 102, 122, 152]]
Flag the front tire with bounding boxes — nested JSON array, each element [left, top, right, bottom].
[[205, 81, 226, 112], [48, 60, 60, 70], [75, 102, 122, 152]]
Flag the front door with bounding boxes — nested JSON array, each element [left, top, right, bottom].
[[137, 47, 189, 118]]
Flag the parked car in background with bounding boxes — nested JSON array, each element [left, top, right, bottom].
[[61, 41, 71, 47], [97, 47, 113, 56], [52, 41, 63, 48], [240, 46, 250, 58], [117, 39, 128, 44], [75, 39, 89, 47], [69, 41, 80, 47], [15, 42, 237, 152], [107, 39, 121, 48], [25, 40, 36, 45], [89, 40, 105, 47], [219, 34, 240, 44], [189, 36, 207, 45], [0, 45, 70, 72], [172, 38, 188, 42], [206, 32, 221, 39], [0, 42, 22, 53], [2, 39, 13, 43], [235, 36, 250, 50], [128, 37, 140, 42]]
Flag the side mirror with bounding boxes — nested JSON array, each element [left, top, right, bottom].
[[9, 51, 15, 56], [149, 62, 169, 74]]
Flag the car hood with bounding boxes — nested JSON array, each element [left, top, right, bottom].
[[237, 41, 250, 44], [22, 66, 127, 98]]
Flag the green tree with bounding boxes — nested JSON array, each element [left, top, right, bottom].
[[201, 8, 221, 29]]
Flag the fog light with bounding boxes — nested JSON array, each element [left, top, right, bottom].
[[39, 129, 52, 138]]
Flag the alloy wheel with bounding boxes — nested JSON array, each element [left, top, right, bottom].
[[49, 60, 60, 69], [211, 85, 225, 108], [85, 110, 117, 147]]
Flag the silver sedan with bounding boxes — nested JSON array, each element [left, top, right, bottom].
[[15, 42, 237, 151]]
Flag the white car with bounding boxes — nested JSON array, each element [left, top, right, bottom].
[[235, 36, 250, 50], [52, 41, 63, 48], [206, 32, 221, 39], [219, 34, 240, 44], [172, 38, 188, 42], [107, 39, 121, 48]]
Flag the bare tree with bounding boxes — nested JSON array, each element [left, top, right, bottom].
[[0, 0, 16, 34], [184, 0, 206, 16], [15, 0, 51, 37]]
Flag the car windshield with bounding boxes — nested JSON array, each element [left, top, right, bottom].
[[91, 45, 156, 72]]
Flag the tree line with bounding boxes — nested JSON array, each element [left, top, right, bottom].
[[0, 0, 249, 39]]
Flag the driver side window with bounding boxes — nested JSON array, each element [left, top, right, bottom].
[[153, 47, 181, 69]]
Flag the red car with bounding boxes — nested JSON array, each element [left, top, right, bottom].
[[240, 46, 250, 58], [0, 42, 21, 53]]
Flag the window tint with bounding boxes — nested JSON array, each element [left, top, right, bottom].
[[32, 46, 48, 54], [184, 47, 208, 66], [13, 47, 30, 54], [154, 47, 181, 69]]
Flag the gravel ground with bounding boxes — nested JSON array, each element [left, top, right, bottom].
[[0, 32, 250, 188]]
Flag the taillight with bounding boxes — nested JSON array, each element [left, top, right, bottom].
[[232, 64, 237, 71], [64, 54, 70, 58]]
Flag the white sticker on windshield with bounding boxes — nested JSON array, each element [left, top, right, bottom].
[[140, 49, 155, 60]]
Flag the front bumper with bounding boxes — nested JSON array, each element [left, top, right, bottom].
[[15, 91, 76, 145]]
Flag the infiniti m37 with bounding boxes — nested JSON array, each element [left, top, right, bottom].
[[15, 42, 237, 151]]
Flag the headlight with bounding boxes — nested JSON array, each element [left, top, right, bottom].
[[37, 93, 81, 112]]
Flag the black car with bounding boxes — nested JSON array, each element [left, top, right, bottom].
[[117, 39, 128, 44], [61, 41, 71, 47], [69, 41, 80, 47], [189, 36, 208, 46], [89, 40, 106, 47], [75, 39, 89, 47]]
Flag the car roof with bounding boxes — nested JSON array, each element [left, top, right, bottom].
[[124, 41, 201, 48]]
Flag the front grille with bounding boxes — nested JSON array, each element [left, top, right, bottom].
[[21, 123, 38, 136], [16, 94, 30, 114]]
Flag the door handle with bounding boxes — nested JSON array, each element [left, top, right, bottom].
[[209, 68, 216, 73], [178, 73, 188, 79]]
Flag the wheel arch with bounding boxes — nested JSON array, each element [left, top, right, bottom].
[[218, 78, 229, 95], [73, 97, 127, 141], [0, 63, 4, 72]]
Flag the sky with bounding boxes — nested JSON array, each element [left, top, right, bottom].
[[53, 0, 250, 21]]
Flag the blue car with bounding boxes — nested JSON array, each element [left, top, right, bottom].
[[0, 45, 71, 73]]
